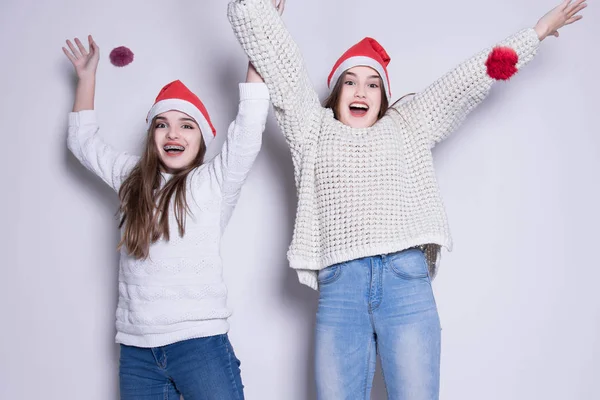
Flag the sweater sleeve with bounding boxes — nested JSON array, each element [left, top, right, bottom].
[[393, 28, 540, 147], [228, 0, 323, 149], [200, 83, 270, 228], [67, 110, 140, 192]]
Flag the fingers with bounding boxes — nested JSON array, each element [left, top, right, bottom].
[[88, 35, 99, 54], [62, 46, 77, 63], [66, 39, 81, 59], [64, 35, 98, 62], [565, 14, 583, 25], [74, 37, 88, 56], [567, 1, 587, 17], [561, 0, 572, 11], [569, 0, 586, 8], [87, 35, 94, 55]]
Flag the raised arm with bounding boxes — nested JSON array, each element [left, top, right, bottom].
[[64, 35, 138, 192], [198, 65, 270, 227], [63, 35, 98, 113], [228, 0, 323, 148], [394, 0, 586, 147]]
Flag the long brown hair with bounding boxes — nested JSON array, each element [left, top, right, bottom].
[[323, 70, 414, 121], [117, 116, 207, 259]]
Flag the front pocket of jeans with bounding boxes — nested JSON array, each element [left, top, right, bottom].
[[317, 264, 342, 285], [389, 249, 429, 279]]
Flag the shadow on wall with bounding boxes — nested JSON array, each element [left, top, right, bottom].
[[62, 66, 122, 400], [265, 118, 321, 400]]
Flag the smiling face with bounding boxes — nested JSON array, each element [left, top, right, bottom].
[[335, 66, 384, 128], [152, 110, 204, 173]]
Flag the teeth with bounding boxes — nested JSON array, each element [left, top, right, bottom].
[[164, 145, 185, 151], [350, 103, 369, 110]]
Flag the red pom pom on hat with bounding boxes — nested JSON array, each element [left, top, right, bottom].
[[327, 37, 392, 100], [485, 47, 519, 80], [146, 80, 216, 146]]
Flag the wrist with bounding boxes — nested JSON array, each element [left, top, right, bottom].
[[77, 72, 97, 84], [534, 24, 548, 41], [245, 62, 264, 83], [245, 72, 263, 83]]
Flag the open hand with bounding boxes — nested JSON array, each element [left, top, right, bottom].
[[62, 35, 99, 79], [534, 0, 587, 40]]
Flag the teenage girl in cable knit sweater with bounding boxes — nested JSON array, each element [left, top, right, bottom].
[[228, 0, 586, 398], [63, 35, 269, 399]]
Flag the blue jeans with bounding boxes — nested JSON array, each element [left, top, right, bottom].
[[119, 334, 244, 400], [315, 248, 441, 400]]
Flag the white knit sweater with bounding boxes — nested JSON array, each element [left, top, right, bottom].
[[228, 0, 540, 290], [68, 83, 270, 347]]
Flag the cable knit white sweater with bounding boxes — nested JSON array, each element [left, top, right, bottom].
[[68, 83, 270, 347], [228, 0, 540, 290]]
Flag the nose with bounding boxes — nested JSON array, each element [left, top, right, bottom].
[[354, 86, 366, 98], [166, 128, 179, 140]]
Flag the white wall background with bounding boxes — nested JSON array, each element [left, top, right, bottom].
[[1, 0, 598, 398]]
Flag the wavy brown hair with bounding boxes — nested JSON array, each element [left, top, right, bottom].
[[117, 116, 207, 259], [323, 70, 415, 122]]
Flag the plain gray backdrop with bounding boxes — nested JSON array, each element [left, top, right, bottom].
[[1, 0, 598, 398]]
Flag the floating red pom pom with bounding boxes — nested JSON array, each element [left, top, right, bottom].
[[485, 47, 518, 80], [109, 46, 134, 67]]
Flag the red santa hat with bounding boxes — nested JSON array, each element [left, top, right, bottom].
[[327, 37, 392, 100], [146, 80, 216, 146]]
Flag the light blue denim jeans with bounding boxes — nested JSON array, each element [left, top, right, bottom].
[[315, 248, 441, 400]]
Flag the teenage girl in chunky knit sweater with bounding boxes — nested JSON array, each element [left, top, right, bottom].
[[228, 0, 586, 398], [63, 35, 269, 399]]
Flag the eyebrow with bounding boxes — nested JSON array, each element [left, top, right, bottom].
[[345, 72, 381, 80], [179, 118, 196, 123], [154, 116, 197, 124]]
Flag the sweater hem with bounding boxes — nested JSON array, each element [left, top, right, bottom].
[[115, 320, 229, 348], [289, 233, 452, 291]]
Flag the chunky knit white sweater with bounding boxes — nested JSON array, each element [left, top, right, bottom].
[[68, 83, 270, 347], [229, 0, 540, 290]]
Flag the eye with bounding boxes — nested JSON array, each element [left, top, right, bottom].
[[182, 124, 195, 129], [155, 122, 167, 129], [368, 83, 380, 89], [344, 80, 356, 86]]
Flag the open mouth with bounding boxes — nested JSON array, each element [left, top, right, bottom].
[[163, 144, 185, 156], [349, 102, 369, 117]]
